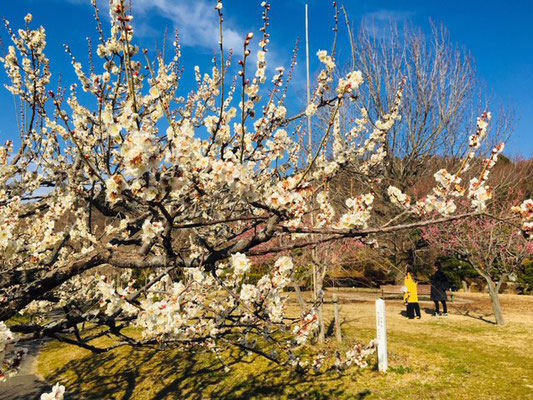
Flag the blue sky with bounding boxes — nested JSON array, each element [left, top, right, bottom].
[[1, 0, 532, 157]]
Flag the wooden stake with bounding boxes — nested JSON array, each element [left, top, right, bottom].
[[317, 268, 325, 343], [333, 293, 342, 343], [293, 281, 307, 312], [312, 264, 317, 301]]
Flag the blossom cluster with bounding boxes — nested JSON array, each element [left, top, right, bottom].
[[386, 112, 511, 215], [338, 193, 374, 229], [40, 383, 65, 400], [79, 251, 297, 355], [315, 190, 335, 227], [292, 309, 319, 345], [387, 186, 411, 208], [334, 340, 377, 370], [0, 0, 531, 387], [305, 49, 336, 117], [512, 199, 533, 238]]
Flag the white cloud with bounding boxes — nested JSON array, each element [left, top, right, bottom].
[[361, 10, 414, 40], [63, 0, 293, 81], [132, 0, 244, 53], [66, 0, 244, 54]]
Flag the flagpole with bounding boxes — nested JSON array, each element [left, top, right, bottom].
[[305, 3, 312, 162]]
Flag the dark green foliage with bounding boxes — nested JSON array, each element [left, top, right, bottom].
[[245, 263, 269, 285], [437, 256, 479, 290], [517, 258, 533, 294]]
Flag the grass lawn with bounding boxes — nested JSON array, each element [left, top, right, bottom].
[[36, 290, 533, 399]]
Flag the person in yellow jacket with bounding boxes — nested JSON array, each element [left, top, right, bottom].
[[403, 270, 421, 319]]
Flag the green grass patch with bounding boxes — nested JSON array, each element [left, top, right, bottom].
[[36, 295, 533, 399]]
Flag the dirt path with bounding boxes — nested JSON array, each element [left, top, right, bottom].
[[0, 340, 48, 400]]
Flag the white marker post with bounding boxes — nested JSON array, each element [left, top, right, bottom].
[[375, 298, 388, 372]]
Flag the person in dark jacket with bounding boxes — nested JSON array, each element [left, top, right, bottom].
[[430, 261, 451, 316]]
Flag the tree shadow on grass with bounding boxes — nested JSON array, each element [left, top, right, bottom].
[[457, 310, 497, 325], [452, 304, 497, 325], [44, 344, 373, 399], [421, 305, 497, 325]]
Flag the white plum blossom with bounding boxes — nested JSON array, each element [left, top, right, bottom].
[[305, 103, 318, 116], [105, 174, 127, 205], [188, 267, 205, 284], [316, 49, 335, 70], [344, 340, 377, 369], [141, 219, 165, 244], [240, 284, 259, 302], [316, 191, 335, 227], [388, 186, 410, 208], [512, 199, 533, 238], [121, 130, 159, 177], [0, 1, 530, 384], [0, 228, 12, 249], [338, 194, 374, 229], [293, 309, 319, 345], [336, 70, 363, 97], [40, 383, 65, 400], [434, 169, 455, 189], [231, 253, 251, 275]]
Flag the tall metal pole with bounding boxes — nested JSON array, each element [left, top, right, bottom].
[[305, 3, 312, 162], [306, 3, 325, 343]]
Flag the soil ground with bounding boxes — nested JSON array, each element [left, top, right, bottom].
[[0, 339, 48, 400]]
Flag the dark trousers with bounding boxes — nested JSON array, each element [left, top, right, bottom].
[[434, 300, 447, 314], [406, 302, 421, 319]]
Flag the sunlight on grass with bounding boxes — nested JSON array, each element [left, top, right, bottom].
[[37, 292, 533, 399]]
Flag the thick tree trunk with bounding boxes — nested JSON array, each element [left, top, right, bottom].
[[486, 279, 505, 326], [0, 250, 110, 321]]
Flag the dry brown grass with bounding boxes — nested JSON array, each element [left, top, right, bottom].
[[37, 290, 533, 399]]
